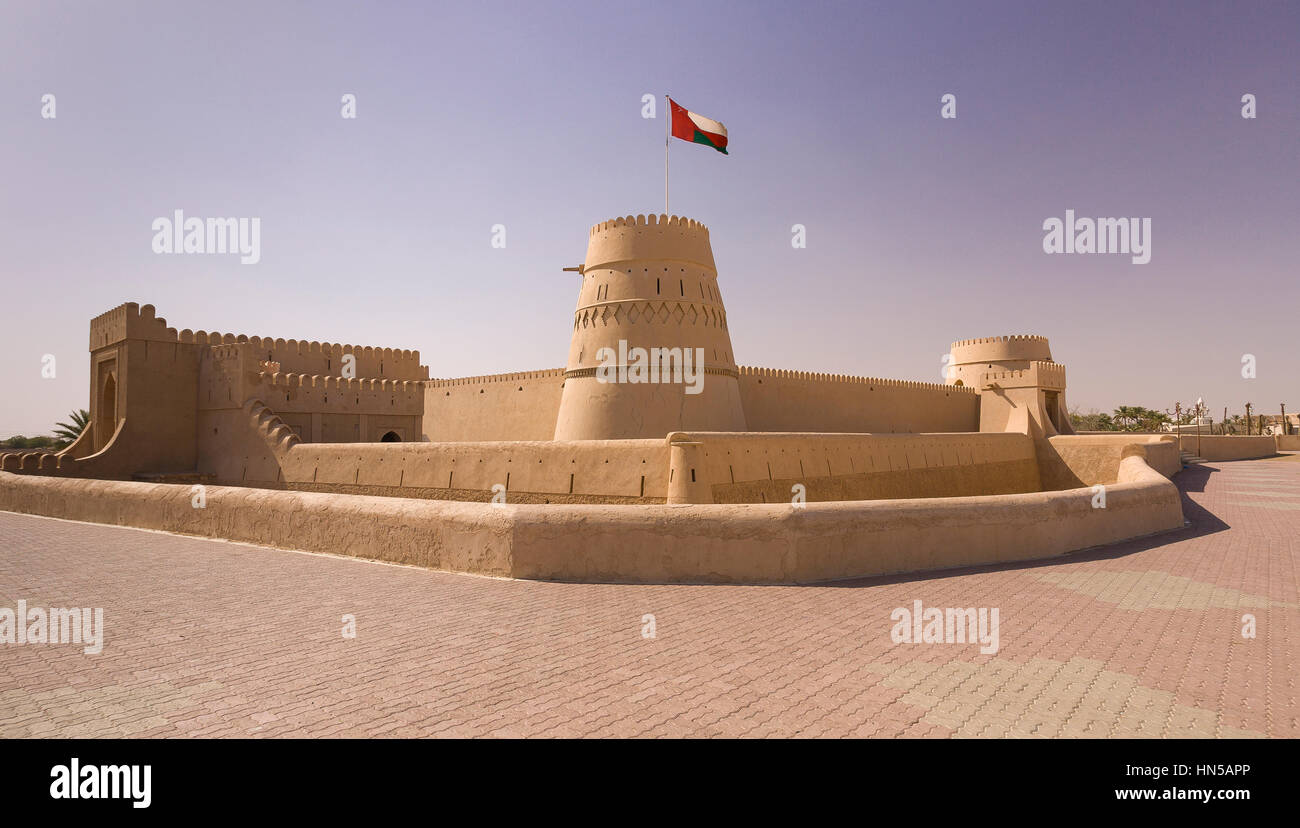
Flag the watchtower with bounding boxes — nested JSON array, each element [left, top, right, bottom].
[[553, 214, 747, 440], [946, 335, 1073, 436]]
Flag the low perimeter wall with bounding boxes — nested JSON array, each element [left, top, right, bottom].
[[0, 453, 1184, 584], [1075, 432, 1278, 463], [232, 438, 668, 504], [1175, 435, 1277, 462], [1273, 435, 1300, 451]]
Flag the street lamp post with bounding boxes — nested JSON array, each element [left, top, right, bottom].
[[1196, 397, 1203, 457]]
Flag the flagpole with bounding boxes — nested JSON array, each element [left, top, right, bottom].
[[664, 93, 670, 215]]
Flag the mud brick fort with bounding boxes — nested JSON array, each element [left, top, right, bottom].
[[0, 214, 1283, 583]]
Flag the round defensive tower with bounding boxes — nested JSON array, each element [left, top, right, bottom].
[[945, 335, 1054, 387], [553, 214, 747, 440]]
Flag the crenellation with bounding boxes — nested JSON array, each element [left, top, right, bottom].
[[950, 334, 1049, 348], [89, 300, 183, 349], [426, 368, 566, 388], [125, 319, 425, 375], [737, 365, 975, 393], [590, 213, 709, 237]]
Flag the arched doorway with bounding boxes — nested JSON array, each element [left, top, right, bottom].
[[380, 431, 401, 443], [95, 372, 117, 450], [1043, 391, 1061, 432]]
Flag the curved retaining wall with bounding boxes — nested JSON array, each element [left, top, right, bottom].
[[1037, 434, 1181, 489], [0, 473, 515, 576], [0, 452, 1183, 584]]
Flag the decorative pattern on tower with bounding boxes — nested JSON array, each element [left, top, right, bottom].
[[553, 214, 748, 440]]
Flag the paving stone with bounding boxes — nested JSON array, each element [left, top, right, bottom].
[[0, 457, 1295, 737]]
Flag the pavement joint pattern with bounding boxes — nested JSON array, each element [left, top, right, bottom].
[[1, 455, 1296, 737]]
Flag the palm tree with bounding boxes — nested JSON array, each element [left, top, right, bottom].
[[53, 408, 90, 447], [1113, 405, 1145, 431], [1139, 409, 1170, 432]]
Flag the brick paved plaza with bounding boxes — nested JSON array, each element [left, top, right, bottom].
[[2, 455, 1296, 738]]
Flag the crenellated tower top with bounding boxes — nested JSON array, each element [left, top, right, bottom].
[[948, 334, 1052, 367], [584, 213, 716, 274]]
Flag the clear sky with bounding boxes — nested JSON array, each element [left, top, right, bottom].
[[2, 0, 1296, 434]]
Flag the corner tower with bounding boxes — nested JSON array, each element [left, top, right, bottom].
[[553, 214, 747, 440], [946, 335, 1073, 436]]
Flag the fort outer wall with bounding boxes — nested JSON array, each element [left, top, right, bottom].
[[417, 365, 980, 443], [663, 432, 1039, 505], [180, 395, 1184, 510], [416, 327, 1045, 441], [0, 447, 1184, 584], [199, 343, 424, 447], [191, 326, 426, 381], [736, 368, 979, 433], [199, 398, 1028, 505], [422, 371, 566, 442], [199, 398, 669, 503]]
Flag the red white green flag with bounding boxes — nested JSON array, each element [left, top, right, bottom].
[[669, 98, 728, 155]]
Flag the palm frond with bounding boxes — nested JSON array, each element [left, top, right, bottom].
[[51, 408, 91, 443]]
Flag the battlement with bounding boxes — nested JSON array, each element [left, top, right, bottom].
[[589, 214, 709, 236], [739, 365, 976, 393], [202, 338, 427, 392], [248, 370, 425, 420], [256, 372, 426, 395], [981, 361, 1066, 390], [1032, 360, 1067, 389], [186, 332, 421, 364], [950, 334, 1048, 349], [949, 334, 1053, 366], [90, 302, 179, 350], [88, 302, 427, 378], [191, 331, 427, 380], [426, 368, 566, 388], [584, 213, 717, 274]]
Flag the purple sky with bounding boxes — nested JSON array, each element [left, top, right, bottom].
[[2, 0, 1297, 434]]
